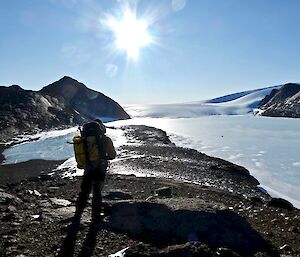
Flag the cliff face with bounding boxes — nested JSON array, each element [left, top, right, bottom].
[[0, 77, 130, 141], [258, 83, 300, 118]]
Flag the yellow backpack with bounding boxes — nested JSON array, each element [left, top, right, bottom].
[[73, 135, 86, 169], [73, 122, 116, 169]]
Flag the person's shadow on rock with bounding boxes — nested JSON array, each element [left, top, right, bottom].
[[58, 221, 104, 257], [57, 221, 81, 257], [77, 225, 99, 257]]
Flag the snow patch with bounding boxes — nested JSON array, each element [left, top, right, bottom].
[[55, 157, 84, 177], [109, 247, 129, 257]]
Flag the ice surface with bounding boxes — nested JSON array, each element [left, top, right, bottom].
[[110, 116, 300, 208], [2, 126, 127, 165], [124, 86, 280, 118]]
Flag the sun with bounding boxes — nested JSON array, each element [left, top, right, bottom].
[[104, 7, 153, 60]]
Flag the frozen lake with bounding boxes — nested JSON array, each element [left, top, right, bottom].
[[2, 115, 300, 208]]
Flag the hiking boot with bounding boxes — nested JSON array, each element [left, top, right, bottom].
[[67, 215, 81, 230], [91, 215, 102, 224]]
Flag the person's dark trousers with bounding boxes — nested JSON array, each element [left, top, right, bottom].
[[74, 164, 106, 222]]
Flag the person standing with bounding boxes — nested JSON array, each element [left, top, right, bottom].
[[73, 119, 116, 224]]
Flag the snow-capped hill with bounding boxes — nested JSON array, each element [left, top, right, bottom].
[[205, 86, 280, 104], [205, 89, 262, 104], [258, 83, 300, 118], [125, 86, 281, 118], [215, 86, 281, 108]]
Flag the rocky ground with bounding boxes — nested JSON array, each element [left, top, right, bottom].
[[0, 125, 299, 257]]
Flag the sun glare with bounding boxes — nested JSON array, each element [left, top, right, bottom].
[[104, 7, 152, 60]]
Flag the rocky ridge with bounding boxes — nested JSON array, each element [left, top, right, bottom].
[[0, 77, 130, 142], [0, 125, 299, 257], [258, 83, 300, 118]]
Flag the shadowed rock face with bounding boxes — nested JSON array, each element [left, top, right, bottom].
[[258, 83, 300, 118], [0, 76, 130, 141], [40, 76, 130, 121]]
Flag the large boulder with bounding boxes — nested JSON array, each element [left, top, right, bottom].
[[107, 199, 278, 256], [267, 198, 294, 211]]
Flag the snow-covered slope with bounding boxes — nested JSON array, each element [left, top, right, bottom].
[[125, 86, 281, 118]]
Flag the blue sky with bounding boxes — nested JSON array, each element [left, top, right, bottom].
[[1, 0, 300, 104]]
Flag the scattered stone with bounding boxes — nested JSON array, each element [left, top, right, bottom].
[[48, 186, 60, 192], [288, 226, 299, 233], [161, 242, 213, 257], [155, 187, 172, 198], [50, 198, 71, 207], [11, 222, 22, 226], [0, 192, 22, 205], [31, 214, 41, 220], [38, 200, 52, 208], [2, 212, 20, 222], [103, 190, 133, 200], [27, 190, 42, 197], [48, 206, 75, 219], [7, 205, 17, 212], [279, 244, 293, 253], [216, 247, 242, 257], [267, 198, 294, 211], [123, 243, 157, 257]]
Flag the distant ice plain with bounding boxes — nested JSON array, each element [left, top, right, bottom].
[[110, 116, 300, 208]]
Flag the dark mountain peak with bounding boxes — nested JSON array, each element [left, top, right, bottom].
[[40, 76, 87, 97], [39, 76, 130, 120], [59, 76, 85, 86]]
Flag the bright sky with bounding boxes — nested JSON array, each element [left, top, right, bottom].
[[1, 0, 300, 104]]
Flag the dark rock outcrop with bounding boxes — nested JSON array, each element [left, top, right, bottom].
[[0, 76, 130, 141], [267, 198, 294, 211], [40, 76, 130, 121], [0, 84, 87, 140], [258, 83, 300, 118]]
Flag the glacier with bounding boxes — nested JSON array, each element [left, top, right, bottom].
[[124, 86, 280, 118]]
